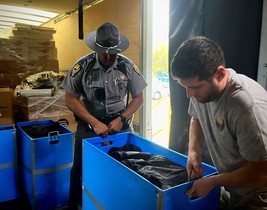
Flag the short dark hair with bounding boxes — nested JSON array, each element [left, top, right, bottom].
[[171, 36, 225, 80]]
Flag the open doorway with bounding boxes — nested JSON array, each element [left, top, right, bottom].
[[151, 0, 170, 148]]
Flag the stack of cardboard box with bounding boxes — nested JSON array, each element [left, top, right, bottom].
[[0, 24, 59, 89], [0, 88, 14, 126], [0, 24, 77, 132]]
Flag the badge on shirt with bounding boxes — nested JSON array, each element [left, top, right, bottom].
[[216, 116, 224, 135], [120, 75, 128, 80], [71, 63, 81, 77], [133, 64, 141, 75]]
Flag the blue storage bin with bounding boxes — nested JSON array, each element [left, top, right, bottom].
[[0, 124, 20, 202], [16, 119, 74, 210], [82, 132, 220, 210]]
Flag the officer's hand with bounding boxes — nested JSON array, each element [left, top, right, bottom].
[[107, 117, 123, 134], [93, 121, 109, 137]]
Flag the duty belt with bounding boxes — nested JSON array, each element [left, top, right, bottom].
[[97, 111, 124, 126], [78, 110, 129, 131]]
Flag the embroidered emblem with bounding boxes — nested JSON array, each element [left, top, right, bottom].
[[133, 64, 140, 75], [71, 63, 81, 77], [216, 116, 224, 135]]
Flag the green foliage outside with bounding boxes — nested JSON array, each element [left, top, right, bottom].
[[152, 43, 169, 77]]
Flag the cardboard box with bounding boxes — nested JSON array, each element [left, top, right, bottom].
[[0, 38, 55, 48], [0, 46, 57, 60], [28, 47, 57, 60], [0, 45, 29, 60], [82, 132, 220, 210], [0, 88, 14, 126], [0, 37, 28, 47], [16, 119, 74, 210], [0, 125, 20, 202], [0, 60, 59, 74], [2, 28, 54, 40]]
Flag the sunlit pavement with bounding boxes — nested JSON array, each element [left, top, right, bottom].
[[152, 97, 171, 148]]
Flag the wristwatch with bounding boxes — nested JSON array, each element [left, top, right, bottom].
[[119, 114, 127, 124]]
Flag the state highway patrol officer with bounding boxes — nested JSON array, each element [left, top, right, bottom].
[[60, 22, 147, 210]]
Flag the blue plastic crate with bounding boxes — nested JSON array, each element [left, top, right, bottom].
[[0, 124, 20, 202], [82, 132, 220, 210], [16, 119, 74, 210]]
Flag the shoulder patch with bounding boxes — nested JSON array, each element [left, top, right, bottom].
[[133, 64, 141, 75], [71, 63, 81, 77]]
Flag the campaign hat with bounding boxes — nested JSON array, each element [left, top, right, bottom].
[[85, 22, 129, 54]]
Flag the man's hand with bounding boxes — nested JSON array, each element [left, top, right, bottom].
[[187, 152, 204, 180], [92, 121, 109, 137], [186, 177, 214, 198], [107, 117, 123, 134]]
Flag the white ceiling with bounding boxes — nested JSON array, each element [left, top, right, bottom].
[[0, 0, 96, 14], [0, 0, 101, 34]]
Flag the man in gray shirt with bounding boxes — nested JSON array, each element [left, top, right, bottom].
[[60, 22, 147, 210], [171, 36, 267, 209]]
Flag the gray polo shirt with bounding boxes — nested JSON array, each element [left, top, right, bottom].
[[188, 68, 267, 196], [60, 53, 147, 117]]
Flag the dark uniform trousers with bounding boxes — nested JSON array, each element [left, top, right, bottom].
[[68, 121, 133, 210]]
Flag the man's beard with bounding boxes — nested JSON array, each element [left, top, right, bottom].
[[196, 89, 221, 103]]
